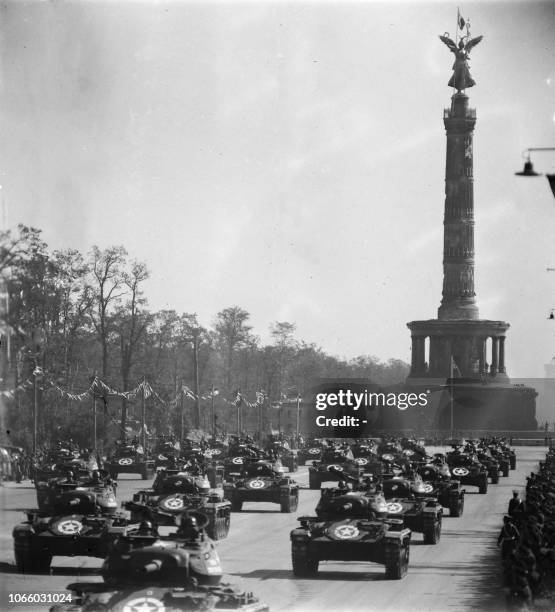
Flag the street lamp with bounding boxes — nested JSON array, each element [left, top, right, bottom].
[[187, 327, 202, 430], [210, 385, 219, 440], [515, 148, 555, 198], [28, 326, 46, 455]]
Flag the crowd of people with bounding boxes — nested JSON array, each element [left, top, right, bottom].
[[0, 446, 32, 484], [498, 447, 555, 609]]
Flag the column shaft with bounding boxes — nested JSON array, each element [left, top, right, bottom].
[[499, 337, 506, 373], [491, 337, 499, 374]]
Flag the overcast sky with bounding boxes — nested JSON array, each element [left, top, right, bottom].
[[1, 0, 555, 377]]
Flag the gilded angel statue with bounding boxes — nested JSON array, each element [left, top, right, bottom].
[[439, 33, 483, 92]]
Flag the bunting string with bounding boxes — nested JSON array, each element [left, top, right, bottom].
[[0, 372, 273, 411]]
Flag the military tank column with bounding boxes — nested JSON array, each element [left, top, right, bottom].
[[9, 436, 270, 611], [14, 441, 128, 574], [284, 435, 516, 582], [49, 511, 269, 612], [1, 433, 541, 611]]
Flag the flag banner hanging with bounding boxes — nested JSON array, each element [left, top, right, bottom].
[[181, 385, 198, 400], [1, 372, 272, 417]]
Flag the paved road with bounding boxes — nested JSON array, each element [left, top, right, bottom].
[[0, 446, 546, 612]]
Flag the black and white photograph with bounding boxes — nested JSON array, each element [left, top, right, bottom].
[[1, 1, 555, 611]]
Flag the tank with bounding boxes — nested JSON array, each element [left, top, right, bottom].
[[350, 440, 378, 463], [445, 450, 489, 494], [297, 439, 327, 465], [380, 477, 443, 544], [33, 455, 94, 510], [222, 443, 267, 482], [290, 486, 411, 579], [125, 469, 231, 540], [417, 463, 465, 517], [399, 439, 429, 464], [476, 449, 500, 484], [223, 459, 298, 512], [105, 440, 155, 480], [12, 488, 128, 573], [308, 446, 363, 489], [36, 469, 118, 514], [49, 513, 268, 612], [267, 440, 298, 473], [153, 438, 181, 469], [203, 441, 228, 461]]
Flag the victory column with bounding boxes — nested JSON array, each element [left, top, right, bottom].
[[403, 20, 537, 431]]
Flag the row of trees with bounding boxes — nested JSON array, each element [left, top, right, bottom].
[[0, 225, 409, 449]]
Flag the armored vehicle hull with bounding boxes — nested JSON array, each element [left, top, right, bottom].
[[417, 465, 465, 517], [224, 475, 299, 513], [291, 517, 411, 579], [106, 456, 156, 480], [126, 490, 231, 540], [446, 455, 488, 494], [13, 510, 128, 573], [50, 584, 269, 612]]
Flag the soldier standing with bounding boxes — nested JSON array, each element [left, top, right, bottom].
[[509, 490, 525, 519], [498, 516, 521, 559]]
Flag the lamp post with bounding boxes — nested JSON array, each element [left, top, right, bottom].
[[210, 385, 218, 440], [141, 376, 146, 451], [295, 394, 301, 441], [93, 393, 97, 452], [515, 148, 555, 198], [188, 328, 202, 430], [179, 381, 184, 442], [186, 326, 209, 431], [32, 366, 41, 455], [29, 326, 46, 455]]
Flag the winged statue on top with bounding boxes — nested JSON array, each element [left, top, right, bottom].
[[439, 31, 483, 92]]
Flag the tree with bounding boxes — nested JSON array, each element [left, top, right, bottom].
[[85, 246, 128, 379], [49, 249, 90, 387], [115, 260, 150, 431], [270, 321, 298, 398], [214, 306, 252, 391]]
